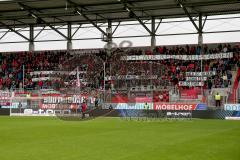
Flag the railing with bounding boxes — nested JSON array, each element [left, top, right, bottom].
[[1, 86, 239, 113]]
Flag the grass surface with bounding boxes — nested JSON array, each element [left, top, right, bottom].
[[0, 116, 240, 160]]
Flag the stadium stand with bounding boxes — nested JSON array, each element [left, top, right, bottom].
[[106, 43, 239, 104], [0, 43, 239, 107]]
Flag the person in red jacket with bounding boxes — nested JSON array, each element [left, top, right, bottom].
[[81, 102, 87, 118]]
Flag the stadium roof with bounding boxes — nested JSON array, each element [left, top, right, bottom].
[[0, 0, 240, 28]]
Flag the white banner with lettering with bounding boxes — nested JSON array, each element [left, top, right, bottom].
[[184, 71, 216, 83], [178, 81, 204, 87], [30, 70, 86, 76], [185, 71, 216, 77], [186, 77, 208, 81], [105, 75, 158, 80], [122, 52, 233, 61], [32, 77, 61, 82]]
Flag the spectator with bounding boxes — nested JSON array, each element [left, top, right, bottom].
[[214, 92, 221, 108], [81, 102, 87, 119]]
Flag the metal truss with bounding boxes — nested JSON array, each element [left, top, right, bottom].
[[18, 2, 68, 40], [67, 0, 108, 37], [0, 17, 240, 44], [0, 21, 29, 41], [0, 0, 239, 48]]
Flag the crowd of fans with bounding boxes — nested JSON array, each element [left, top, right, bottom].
[[108, 44, 239, 91], [0, 43, 239, 96], [0, 51, 71, 90]]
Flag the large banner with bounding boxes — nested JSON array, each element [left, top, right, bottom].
[[104, 103, 207, 110], [122, 52, 233, 61], [30, 70, 86, 76], [32, 77, 61, 82], [41, 94, 96, 109], [105, 75, 158, 80], [0, 90, 96, 109]]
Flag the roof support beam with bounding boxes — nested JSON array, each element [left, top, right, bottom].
[[202, 16, 208, 29], [177, 0, 201, 33], [2, 28, 240, 45], [18, 2, 68, 40], [78, 10, 107, 36], [0, 21, 29, 41], [35, 14, 68, 39], [124, 5, 154, 36], [117, 0, 154, 36], [34, 26, 45, 39], [112, 22, 121, 35], [67, 0, 107, 37], [71, 24, 82, 38], [0, 29, 10, 40], [155, 19, 162, 34]]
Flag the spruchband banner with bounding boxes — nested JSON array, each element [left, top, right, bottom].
[[122, 52, 233, 61]]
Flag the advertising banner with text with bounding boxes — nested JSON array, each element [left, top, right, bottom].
[[224, 104, 240, 111], [154, 103, 207, 111], [104, 103, 207, 110]]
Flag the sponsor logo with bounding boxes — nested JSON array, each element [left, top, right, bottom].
[[166, 112, 192, 117], [224, 104, 240, 111], [23, 109, 70, 115], [154, 104, 196, 110], [24, 109, 33, 115], [116, 103, 153, 110], [195, 103, 207, 110]]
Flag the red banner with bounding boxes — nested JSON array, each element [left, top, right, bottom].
[[111, 91, 169, 103], [180, 89, 198, 99], [153, 90, 169, 102]]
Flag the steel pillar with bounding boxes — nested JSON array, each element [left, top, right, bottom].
[[151, 17, 156, 50], [29, 25, 34, 51], [67, 23, 72, 50], [107, 20, 112, 47], [198, 13, 203, 46]]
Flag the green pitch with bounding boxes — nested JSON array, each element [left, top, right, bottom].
[[0, 117, 239, 160]]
